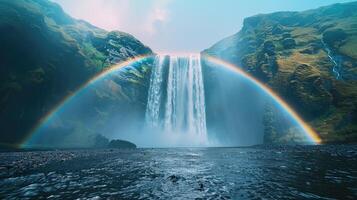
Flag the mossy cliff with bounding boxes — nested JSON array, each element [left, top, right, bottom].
[[0, 0, 152, 146], [204, 2, 357, 143]]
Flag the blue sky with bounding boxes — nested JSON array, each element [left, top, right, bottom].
[[53, 0, 355, 53]]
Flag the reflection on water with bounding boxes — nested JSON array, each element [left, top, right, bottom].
[[0, 145, 356, 199]]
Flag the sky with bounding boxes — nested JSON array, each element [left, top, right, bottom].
[[52, 0, 354, 53]]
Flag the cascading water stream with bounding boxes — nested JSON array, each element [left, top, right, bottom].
[[145, 54, 208, 146], [322, 39, 342, 80], [145, 56, 165, 127]]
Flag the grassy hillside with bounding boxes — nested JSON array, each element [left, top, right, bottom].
[[0, 0, 152, 146], [204, 1, 357, 143]]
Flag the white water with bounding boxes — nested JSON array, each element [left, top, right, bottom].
[[145, 56, 165, 127], [145, 55, 208, 146], [322, 39, 341, 80]]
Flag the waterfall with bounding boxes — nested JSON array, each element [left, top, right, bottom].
[[322, 39, 342, 80], [145, 56, 165, 127], [145, 54, 208, 146]]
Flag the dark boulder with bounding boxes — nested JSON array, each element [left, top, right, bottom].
[[108, 139, 136, 149], [168, 175, 179, 183]]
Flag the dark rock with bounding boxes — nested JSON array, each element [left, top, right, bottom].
[[272, 25, 284, 35], [282, 33, 291, 39], [282, 38, 296, 49], [263, 41, 275, 56], [168, 175, 179, 183], [0, 0, 152, 147], [204, 1, 357, 143], [287, 64, 333, 118], [197, 182, 204, 191], [108, 139, 136, 149], [322, 29, 348, 47]]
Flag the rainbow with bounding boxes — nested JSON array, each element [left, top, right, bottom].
[[21, 54, 321, 147], [203, 55, 321, 144], [20, 55, 153, 148]]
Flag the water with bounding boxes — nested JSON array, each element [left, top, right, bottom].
[[0, 145, 356, 199], [145, 55, 208, 146], [146, 56, 166, 127], [322, 39, 342, 80]]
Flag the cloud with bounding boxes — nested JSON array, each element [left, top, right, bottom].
[[52, 0, 174, 51], [53, 0, 172, 38], [143, 0, 171, 35], [52, 0, 131, 31]]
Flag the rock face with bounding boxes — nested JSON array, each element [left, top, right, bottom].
[[108, 139, 136, 149], [0, 0, 152, 146], [204, 2, 357, 143]]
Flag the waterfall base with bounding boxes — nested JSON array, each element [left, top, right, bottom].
[[145, 54, 208, 147]]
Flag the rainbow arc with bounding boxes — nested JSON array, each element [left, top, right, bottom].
[[21, 54, 321, 147]]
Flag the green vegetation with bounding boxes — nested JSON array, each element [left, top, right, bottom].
[[0, 0, 152, 146], [204, 1, 357, 143]]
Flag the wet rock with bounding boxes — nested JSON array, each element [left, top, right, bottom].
[[168, 175, 179, 183], [197, 182, 204, 191], [108, 140, 136, 149]]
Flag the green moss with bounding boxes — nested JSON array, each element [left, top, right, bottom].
[[340, 36, 357, 59], [0, 0, 152, 145], [205, 1, 357, 143], [28, 67, 45, 84]]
